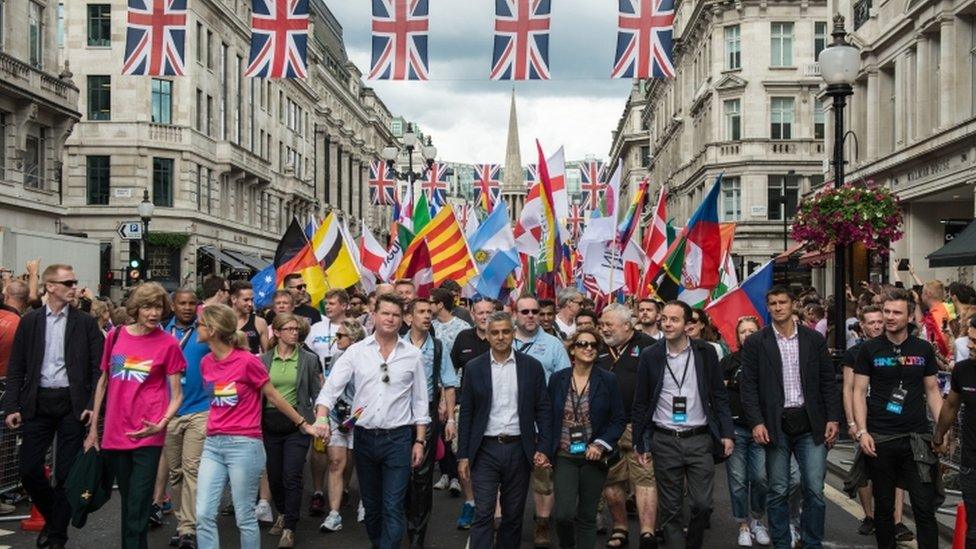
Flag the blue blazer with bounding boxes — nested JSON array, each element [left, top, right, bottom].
[[546, 366, 626, 457], [457, 351, 553, 467]]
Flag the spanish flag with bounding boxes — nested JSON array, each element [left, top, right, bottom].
[[310, 213, 361, 292], [274, 219, 328, 306], [395, 206, 477, 288]]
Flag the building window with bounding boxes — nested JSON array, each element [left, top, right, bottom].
[[236, 55, 242, 144], [87, 4, 111, 47], [0, 113, 5, 179], [87, 76, 111, 120], [56, 2, 64, 48], [196, 22, 203, 63], [249, 79, 255, 151], [640, 145, 651, 167], [724, 25, 740, 70], [814, 21, 828, 60], [195, 89, 203, 131], [206, 29, 213, 69], [24, 133, 43, 189], [206, 95, 212, 136], [219, 42, 227, 139], [814, 98, 825, 139], [151, 79, 172, 124], [721, 176, 741, 221], [770, 22, 794, 67], [29, 1, 43, 68], [767, 175, 799, 220], [770, 97, 794, 139], [0, 1, 5, 53], [971, 21, 976, 116], [724, 99, 741, 140], [152, 157, 174, 207], [86, 156, 110, 205]]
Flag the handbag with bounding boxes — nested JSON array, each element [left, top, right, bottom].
[[781, 407, 812, 436]]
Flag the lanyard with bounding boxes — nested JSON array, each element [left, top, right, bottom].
[[516, 338, 535, 354], [666, 346, 692, 394], [170, 324, 195, 350], [570, 375, 589, 424], [892, 343, 904, 387]]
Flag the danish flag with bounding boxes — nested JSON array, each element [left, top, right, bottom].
[[473, 164, 502, 213], [490, 0, 552, 80], [369, 161, 397, 206], [422, 162, 451, 207], [579, 161, 607, 210], [370, 0, 430, 81], [611, 0, 676, 79], [122, 0, 188, 76], [567, 204, 587, 241], [245, 0, 309, 78]]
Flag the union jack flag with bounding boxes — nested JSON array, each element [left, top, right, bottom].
[[454, 204, 473, 229], [566, 204, 587, 241], [122, 0, 188, 76], [245, 0, 309, 78], [370, 0, 430, 81], [525, 164, 538, 188], [579, 161, 607, 210], [422, 162, 451, 207], [490, 0, 551, 80], [369, 161, 397, 206], [110, 355, 153, 383], [473, 164, 502, 213], [611, 0, 675, 79]]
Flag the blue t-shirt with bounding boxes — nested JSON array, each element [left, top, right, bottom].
[[165, 319, 211, 416], [515, 329, 571, 382]]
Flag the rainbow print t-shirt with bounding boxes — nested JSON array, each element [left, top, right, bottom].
[[200, 348, 270, 439]]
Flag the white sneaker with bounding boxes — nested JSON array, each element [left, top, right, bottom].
[[433, 474, 450, 490], [254, 499, 273, 523], [357, 501, 365, 522], [448, 478, 462, 496], [320, 511, 343, 532], [750, 520, 770, 546], [790, 524, 800, 548], [738, 528, 753, 547]]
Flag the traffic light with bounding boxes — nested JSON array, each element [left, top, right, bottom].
[[127, 256, 143, 286]]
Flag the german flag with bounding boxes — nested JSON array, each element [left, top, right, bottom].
[[396, 206, 477, 287], [274, 219, 328, 306]]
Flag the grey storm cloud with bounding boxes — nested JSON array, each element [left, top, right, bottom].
[[327, 1, 635, 163]]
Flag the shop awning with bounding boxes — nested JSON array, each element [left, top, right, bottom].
[[774, 243, 805, 264], [928, 220, 976, 267], [198, 245, 249, 271], [223, 249, 272, 271], [798, 247, 833, 267]]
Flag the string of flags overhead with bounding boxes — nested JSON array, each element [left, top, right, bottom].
[[118, 0, 674, 80]]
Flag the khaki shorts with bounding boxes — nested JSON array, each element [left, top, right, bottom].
[[532, 463, 553, 495], [605, 424, 655, 488]]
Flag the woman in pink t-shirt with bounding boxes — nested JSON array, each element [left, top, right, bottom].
[[84, 283, 185, 549], [194, 304, 323, 549]]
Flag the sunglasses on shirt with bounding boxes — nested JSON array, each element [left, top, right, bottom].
[[380, 363, 389, 383]]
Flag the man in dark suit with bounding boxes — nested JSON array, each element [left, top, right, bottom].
[[740, 286, 840, 549], [2, 264, 103, 549], [457, 311, 553, 549], [632, 301, 734, 549]]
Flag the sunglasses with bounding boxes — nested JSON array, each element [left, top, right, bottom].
[[51, 280, 78, 288], [278, 326, 300, 333], [380, 362, 389, 383], [290, 284, 307, 291], [519, 308, 540, 315], [574, 340, 599, 350], [336, 332, 349, 340], [489, 329, 513, 336]]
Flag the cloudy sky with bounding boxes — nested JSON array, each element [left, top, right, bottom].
[[327, 1, 634, 165]]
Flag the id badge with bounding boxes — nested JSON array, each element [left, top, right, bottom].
[[886, 385, 907, 415], [569, 426, 587, 455], [672, 396, 688, 424]]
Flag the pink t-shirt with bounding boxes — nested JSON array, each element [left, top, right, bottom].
[[200, 348, 270, 438], [100, 327, 186, 450]]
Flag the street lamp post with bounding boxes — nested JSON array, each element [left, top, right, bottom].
[[137, 189, 155, 281], [819, 13, 860, 350], [381, 123, 438, 191]]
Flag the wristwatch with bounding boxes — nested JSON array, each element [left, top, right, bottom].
[[414, 439, 427, 447], [855, 430, 866, 441]]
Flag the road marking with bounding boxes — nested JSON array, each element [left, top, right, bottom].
[[0, 529, 12, 537], [824, 483, 918, 548]]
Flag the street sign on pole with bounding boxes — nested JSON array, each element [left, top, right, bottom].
[[117, 221, 144, 240]]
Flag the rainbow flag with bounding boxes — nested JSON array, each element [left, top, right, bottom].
[[211, 382, 239, 407], [535, 140, 562, 273], [110, 355, 152, 383]]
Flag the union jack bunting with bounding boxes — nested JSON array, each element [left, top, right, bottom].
[[370, 0, 430, 80], [122, 0, 188, 76], [525, 164, 538, 188], [245, 0, 309, 78], [473, 164, 502, 213], [490, 0, 552, 80], [454, 203, 473, 229], [369, 161, 397, 206], [422, 162, 451, 207], [579, 161, 607, 210], [566, 204, 587, 241], [611, 0, 675, 79]]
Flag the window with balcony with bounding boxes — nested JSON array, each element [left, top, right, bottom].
[[87, 4, 111, 47], [770, 97, 794, 140], [725, 25, 741, 70], [724, 99, 741, 140], [153, 157, 174, 207], [721, 177, 741, 221], [767, 175, 799, 220], [87, 76, 111, 120], [86, 156, 110, 205], [814, 98, 825, 140], [151, 79, 172, 124], [814, 21, 828, 61], [770, 22, 794, 67], [29, 2, 43, 68], [24, 133, 43, 189]]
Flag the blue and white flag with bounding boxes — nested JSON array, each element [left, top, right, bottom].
[[467, 202, 519, 299], [250, 264, 277, 309]]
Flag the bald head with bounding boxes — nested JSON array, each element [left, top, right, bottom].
[[3, 280, 28, 312]]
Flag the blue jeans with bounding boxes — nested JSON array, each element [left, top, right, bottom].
[[195, 436, 266, 549], [766, 433, 827, 549], [726, 426, 768, 522], [354, 426, 413, 549]]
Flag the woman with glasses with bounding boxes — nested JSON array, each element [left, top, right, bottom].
[[548, 328, 626, 548], [193, 305, 323, 549], [687, 308, 727, 360], [259, 313, 321, 548]]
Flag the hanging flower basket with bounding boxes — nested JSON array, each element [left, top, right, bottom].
[[790, 182, 903, 254]]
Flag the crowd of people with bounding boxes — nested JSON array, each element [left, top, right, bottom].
[[0, 260, 974, 549]]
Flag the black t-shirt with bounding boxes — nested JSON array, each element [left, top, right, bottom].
[[596, 332, 657, 422], [854, 335, 938, 436], [721, 351, 746, 427], [294, 304, 322, 325], [950, 359, 976, 467], [451, 328, 490, 377]]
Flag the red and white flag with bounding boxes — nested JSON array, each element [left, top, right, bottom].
[[644, 184, 668, 266], [360, 221, 387, 275]]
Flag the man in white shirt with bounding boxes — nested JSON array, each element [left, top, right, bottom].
[[554, 288, 583, 340], [315, 294, 429, 549], [637, 298, 664, 340]]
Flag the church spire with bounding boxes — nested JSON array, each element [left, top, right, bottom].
[[502, 89, 526, 221]]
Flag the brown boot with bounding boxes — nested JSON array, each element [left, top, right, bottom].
[[533, 517, 551, 548]]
